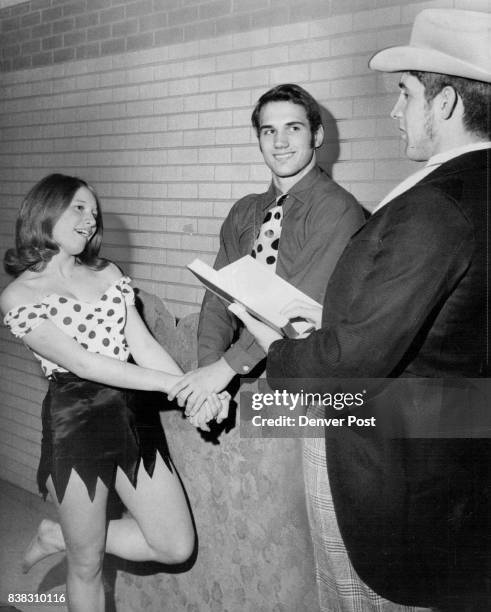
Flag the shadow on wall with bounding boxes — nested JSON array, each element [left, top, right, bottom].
[[317, 104, 340, 178], [100, 211, 133, 272]]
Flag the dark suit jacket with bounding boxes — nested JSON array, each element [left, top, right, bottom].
[[267, 149, 491, 607]]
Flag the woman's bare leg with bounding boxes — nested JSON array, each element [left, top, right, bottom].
[[108, 453, 195, 563], [45, 472, 108, 612], [23, 454, 194, 571]]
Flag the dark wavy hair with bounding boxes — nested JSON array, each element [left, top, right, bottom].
[[251, 83, 323, 146], [410, 71, 491, 139], [4, 173, 108, 277]]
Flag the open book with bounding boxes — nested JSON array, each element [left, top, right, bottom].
[[187, 255, 322, 338]]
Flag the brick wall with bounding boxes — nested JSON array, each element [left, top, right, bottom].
[[0, 0, 487, 493], [1, 0, 409, 73]]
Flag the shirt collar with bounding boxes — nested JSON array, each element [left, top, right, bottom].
[[371, 141, 490, 216], [264, 165, 323, 208], [426, 141, 491, 167]]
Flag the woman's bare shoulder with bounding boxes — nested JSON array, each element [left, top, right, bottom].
[[0, 272, 43, 316], [84, 262, 124, 290], [99, 261, 124, 282]]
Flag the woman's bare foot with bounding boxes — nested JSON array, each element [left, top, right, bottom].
[[22, 519, 65, 573]]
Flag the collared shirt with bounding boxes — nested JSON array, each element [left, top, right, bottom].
[[372, 141, 491, 214], [197, 165, 365, 373]]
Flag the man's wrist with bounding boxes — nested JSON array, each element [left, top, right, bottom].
[[222, 344, 264, 375], [217, 356, 236, 381]]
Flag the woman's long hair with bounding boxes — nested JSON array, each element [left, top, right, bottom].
[[4, 173, 108, 277]]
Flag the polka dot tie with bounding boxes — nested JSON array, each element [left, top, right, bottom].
[[251, 194, 287, 271]]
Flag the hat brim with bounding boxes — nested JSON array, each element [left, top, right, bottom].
[[369, 46, 491, 83]]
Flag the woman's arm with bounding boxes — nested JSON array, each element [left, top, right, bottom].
[[123, 303, 230, 427], [100, 262, 182, 374], [123, 304, 182, 375], [0, 268, 181, 392], [19, 319, 181, 393]]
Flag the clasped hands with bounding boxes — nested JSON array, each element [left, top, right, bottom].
[[168, 299, 322, 431], [168, 358, 235, 432]]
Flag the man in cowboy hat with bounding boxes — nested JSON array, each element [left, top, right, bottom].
[[230, 8, 491, 611]]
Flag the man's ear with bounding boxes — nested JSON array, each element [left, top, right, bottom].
[[314, 124, 325, 148], [438, 85, 458, 120]]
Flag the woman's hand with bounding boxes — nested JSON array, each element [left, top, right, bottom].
[[187, 391, 231, 431], [167, 358, 235, 413], [160, 372, 184, 394]]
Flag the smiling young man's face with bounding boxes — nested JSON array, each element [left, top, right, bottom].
[[258, 100, 324, 191]]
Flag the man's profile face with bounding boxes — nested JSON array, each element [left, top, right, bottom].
[[258, 101, 323, 181], [390, 73, 436, 162]]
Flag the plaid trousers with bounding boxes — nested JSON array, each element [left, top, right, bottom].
[[302, 435, 431, 612]]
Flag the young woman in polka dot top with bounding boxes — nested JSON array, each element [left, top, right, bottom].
[[0, 174, 229, 612]]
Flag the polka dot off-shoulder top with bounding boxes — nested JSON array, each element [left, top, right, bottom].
[[3, 276, 135, 378]]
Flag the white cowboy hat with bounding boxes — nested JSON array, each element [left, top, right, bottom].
[[369, 9, 491, 83]]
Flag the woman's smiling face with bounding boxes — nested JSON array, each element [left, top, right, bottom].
[[51, 187, 98, 256]]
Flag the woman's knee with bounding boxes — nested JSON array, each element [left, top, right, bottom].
[[66, 544, 105, 582], [148, 528, 195, 564]]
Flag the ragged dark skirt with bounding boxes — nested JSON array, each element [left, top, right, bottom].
[[38, 372, 172, 504]]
